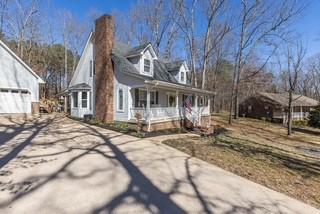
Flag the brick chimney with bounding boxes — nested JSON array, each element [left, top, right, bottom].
[[94, 14, 115, 123]]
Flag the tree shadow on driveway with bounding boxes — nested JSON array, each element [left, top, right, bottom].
[[0, 117, 310, 213], [0, 115, 57, 169]]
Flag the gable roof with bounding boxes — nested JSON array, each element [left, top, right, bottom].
[[258, 92, 319, 107], [165, 60, 184, 71], [124, 42, 150, 57], [112, 41, 180, 84], [0, 40, 44, 84]]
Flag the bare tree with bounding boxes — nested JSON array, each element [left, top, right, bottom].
[[281, 42, 305, 135], [200, 0, 230, 90], [228, 0, 306, 124], [174, 0, 198, 87], [6, 0, 40, 58], [0, 0, 9, 38]]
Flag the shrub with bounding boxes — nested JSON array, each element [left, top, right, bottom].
[[292, 120, 308, 127], [308, 106, 320, 128]]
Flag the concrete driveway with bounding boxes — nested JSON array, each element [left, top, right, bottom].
[[0, 114, 319, 214]]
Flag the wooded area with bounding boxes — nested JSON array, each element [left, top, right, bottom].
[[1, 0, 319, 132]]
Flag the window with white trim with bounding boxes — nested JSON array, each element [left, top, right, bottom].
[[144, 59, 151, 73], [90, 60, 93, 77], [72, 92, 78, 107], [117, 89, 124, 111], [82, 92, 87, 108], [135, 89, 158, 107], [181, 72, 185, 82]]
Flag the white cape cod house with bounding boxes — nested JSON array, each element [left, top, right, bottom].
[[0, 40, 44, 114], [68, 14, 214, 131]]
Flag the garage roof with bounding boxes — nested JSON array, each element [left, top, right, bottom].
[[0, 40, 45, 84]]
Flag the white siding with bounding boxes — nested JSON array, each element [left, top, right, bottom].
[[140, 48, 154, 76], [69, 35, 94, 89], [178, 63, 188, 84], [0, 43, 39, 102], [69, 34, 94, 117], [114, 65, 146, 122]]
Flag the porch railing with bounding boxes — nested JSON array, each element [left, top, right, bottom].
[[130, 106, 210, 121]]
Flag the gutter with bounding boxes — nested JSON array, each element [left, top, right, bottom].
[[144, 80, 216, 95]]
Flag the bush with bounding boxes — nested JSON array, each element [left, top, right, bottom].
[[292, 120, 308, 127], [308, 106, 320, 128]]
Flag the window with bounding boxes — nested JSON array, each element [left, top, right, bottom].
[[21, 90, 29, 94], [90, 60, 93, 77], [117, 89, 124, 111], [134, 89, 158, 107], [72, 92, 78, 107], [93, 60, 95, 75], [199, 96, 204, 107], [181, 72, 185, 82], [89, 92, 92, 110], [82, 92, 87, 108], [0, 89, 8, 93], [11, 90, 19, 93], [144, 59, 151, 73], [248, 105, 252, 113]]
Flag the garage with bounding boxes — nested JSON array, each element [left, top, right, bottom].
[[0, 40, 44, 114], [0, 89, 31, 114]]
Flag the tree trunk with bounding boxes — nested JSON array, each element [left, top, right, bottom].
[[287, 90, 293, 135]]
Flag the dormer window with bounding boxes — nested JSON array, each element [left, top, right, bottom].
[[144, 59, 151, 73], [181, 72, 185, 82]]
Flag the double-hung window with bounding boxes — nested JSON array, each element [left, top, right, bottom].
[[144, 59, 151, 73], [135, 89, 158, 107], [90, 60, 93, 77], [117, 89, 124, 111], [72, 92, 78, 108], [82, 92, 87, 108], [180, 72, 185, 82]]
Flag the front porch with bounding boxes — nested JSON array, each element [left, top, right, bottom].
[[123, 82, 213, 131]]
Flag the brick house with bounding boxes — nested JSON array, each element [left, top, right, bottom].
[[68, 14, 214, 132], [239, 92, 319, 123]]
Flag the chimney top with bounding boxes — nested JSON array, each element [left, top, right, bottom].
[[95, 14, 113, 24]]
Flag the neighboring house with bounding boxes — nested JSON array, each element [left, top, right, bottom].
[[239, 92, 319, 123], [68, 14, 214, 131], [0, 40, 44, 114]]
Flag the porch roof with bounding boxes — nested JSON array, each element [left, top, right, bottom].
[[69, 83, 91, 90], [145, 80, 215, 95]]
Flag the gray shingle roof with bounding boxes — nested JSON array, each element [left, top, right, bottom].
[[165, 60, 184, 71], [258, 92, 319, 107], [112, 42, 182, 84], [124, 42, 150, 57], [69, 83, 91, 90]]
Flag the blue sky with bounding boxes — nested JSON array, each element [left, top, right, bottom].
[[52, 0, 320, 57]]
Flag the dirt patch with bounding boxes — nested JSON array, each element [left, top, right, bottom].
[[163, 128, 320, 208]]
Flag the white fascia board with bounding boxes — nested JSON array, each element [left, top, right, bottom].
[[144, 80, 216, 95]]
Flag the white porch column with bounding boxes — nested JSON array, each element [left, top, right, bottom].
[[146, 87, 151, 132], [70, 93, 74, 109], [64, 96, 67, 113], [175, 90, 179, 116], [300, 106, 303, 120], [78, 91, 81, 109]]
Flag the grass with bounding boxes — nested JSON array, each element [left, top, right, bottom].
[[163, 114, 320, 208]]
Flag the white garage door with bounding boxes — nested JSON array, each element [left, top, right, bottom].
[[0, 89, 31, 113]]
